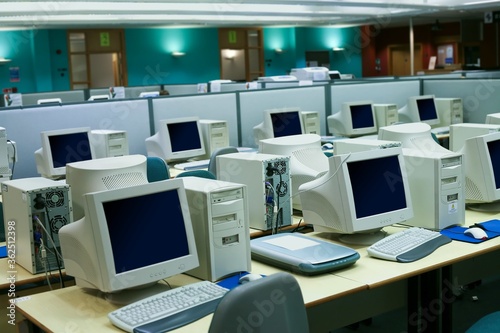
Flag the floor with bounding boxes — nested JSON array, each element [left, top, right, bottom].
[[331, 274, 500, 333]]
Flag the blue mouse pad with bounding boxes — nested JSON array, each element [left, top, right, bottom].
[[441, 219, 500, 243], [0, 246, 6, 258]]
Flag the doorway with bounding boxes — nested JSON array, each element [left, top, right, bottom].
[[305, 51, 330, 68], [67, 29, 127, 90], [388, 44, 422, 76]]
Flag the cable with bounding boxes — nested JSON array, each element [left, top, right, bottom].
[[33, 215, 65, 288], [39, 238, 53, 290]]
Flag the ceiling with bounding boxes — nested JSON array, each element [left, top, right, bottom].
[[1, 0, 499, 29]]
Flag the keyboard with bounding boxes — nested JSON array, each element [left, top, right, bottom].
[[174, 159, 210, 170], [430, 126, 450, 135], [367, 227, 452, 262], [108, 281, 229, 333]]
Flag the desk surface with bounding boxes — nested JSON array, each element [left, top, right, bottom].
[[13, 209, 500, 333], [15, 261, 366, 333]]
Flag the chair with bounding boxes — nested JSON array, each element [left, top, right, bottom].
[[146, 156, 170, 182], [208, 272, 310, 333], [207, 146, 239, 178], [466, 311, 500, 332], [176, 169, 216, 180]]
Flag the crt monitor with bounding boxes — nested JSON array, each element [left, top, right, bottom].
[[327, 101, 377, 137], [34, 127, 95, 180], [253, 107, 305, 145], [485, 112, 500, 125], [398, 95, 440, 127], [299, 147, 414, 245], [58, 178, 199, 303], [460, 131, 500, 211], [145, 117, 206, 163]]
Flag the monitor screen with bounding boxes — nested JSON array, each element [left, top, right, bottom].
[[271, 110, 304, 138], [35, 127, 94, 179], [298, 147, 413, 244], [327, 101, 377, 137], [461, 132, 500, 211], [59, 179, 199, 300], [416, 97, 438, 122], [253, 107, 305, 145], [145, 117, 206, 162]]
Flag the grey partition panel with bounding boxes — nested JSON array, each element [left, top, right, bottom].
[[0, 99, 151, 179], [151, 93, 239, 146], [464, 70, 500, 78], [163, 84, 199, 95], [330, 80, 421, 117], [219, 83, 253, 92], [22, 90, 86, 106], [423, 79, 500, 123], [239, 86, 327, 148]]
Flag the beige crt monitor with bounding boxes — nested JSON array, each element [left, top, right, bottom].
[[449, 123, 500, 152], [485, 112, 500, 125]]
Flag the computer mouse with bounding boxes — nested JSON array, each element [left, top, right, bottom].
[[322, 143, 334, 150], [464, 227, 488, 240], [238, 273, 263, 284]]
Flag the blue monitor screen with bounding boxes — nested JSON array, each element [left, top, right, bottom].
[[348, 155, 407, 218], [271, 111, 303, 137], [167, 121, 202, 152], [49, 132, 92, 168], [487, 139, 500, 189], [104, 188, 189, 273], [416, 98, 438, 121], [350, 104, 374, 129]]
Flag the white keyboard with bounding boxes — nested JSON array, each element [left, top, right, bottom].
[[367, 227, 451, 262], [431, 126, 450, 135], [108, 281, 229, 332], [174, 159, 210, 170]]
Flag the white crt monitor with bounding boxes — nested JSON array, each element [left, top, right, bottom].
[[327, 101, 377, 137], [253, 107, 305, 145], [299, 147, 414, 244], [35, 127, 95, 179], [461, 132, 500, 211], [290, 67, 329, 81], [145, 117, 206, 162], [398, 95, 440, 126], [58, 179, 199, 300], [485, 112, 500, 125], [449, 123, 500, 152]]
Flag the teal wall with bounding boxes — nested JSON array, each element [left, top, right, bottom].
[[0, 26, 362, 93]]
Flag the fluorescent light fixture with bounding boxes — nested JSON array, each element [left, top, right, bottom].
[[171, 51, 185, 57]]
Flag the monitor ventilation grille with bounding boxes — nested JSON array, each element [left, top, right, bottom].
[[465, 177, 484, 202], [102, 172, 148, 190]]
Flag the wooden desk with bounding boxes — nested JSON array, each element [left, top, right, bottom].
[[15, 261, 367, 333], [13, 209, 500, 333]]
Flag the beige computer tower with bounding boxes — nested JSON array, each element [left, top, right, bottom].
[[199, 119, 230, 159], [217, 152, 292, 231], [182, 177, 251, 281], [2, 177, 73, 274], [301, 111, 321, 135]]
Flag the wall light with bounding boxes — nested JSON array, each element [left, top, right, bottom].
[[0, 57, 12, 64], [223, 49, 237, 60], [275, 48, 284, 54], [171, 51, 185, 58], [332, 47, 345, 51]]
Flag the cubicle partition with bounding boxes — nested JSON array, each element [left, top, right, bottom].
[[239, 85, 328, 148], [0, 99, 151, 178], [423, 78, 500, 123], [21, 90, 86, 106], [151, 92, 239, 146]]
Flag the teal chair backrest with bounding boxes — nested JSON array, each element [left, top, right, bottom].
[[176, 170, 216, 180], [146, 156, 170, 182]]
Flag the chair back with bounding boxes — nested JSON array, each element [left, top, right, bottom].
[[208, 272, 310, 333], [146, 156, 170, 182], [176, 169, 216, 179], [208, 146, 239, 178]]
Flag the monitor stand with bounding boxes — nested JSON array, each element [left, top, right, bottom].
[[338, 229, 387, 246], [104, 282, 171, 305], [466, 201, 500, 213]]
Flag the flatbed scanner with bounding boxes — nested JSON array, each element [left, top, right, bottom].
[[251, 233, 360, 275]]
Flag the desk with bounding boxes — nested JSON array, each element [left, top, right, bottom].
[[13, 210, 500, 333]]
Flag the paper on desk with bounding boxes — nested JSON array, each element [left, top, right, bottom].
[[262, 234, 319, 251]]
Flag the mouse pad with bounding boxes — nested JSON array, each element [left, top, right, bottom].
[[440, 219, 500, 243]]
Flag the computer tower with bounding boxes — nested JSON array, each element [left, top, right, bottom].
[[301, 111, 321, 135], [2, 177, 73, 274], [182, 177, 251, 281], [373, 104, 399, 127], [199, 119, 230, 159], [90, 129, 129, 158], [217, 152, 292, 230], [435, 98, 463, 127]]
